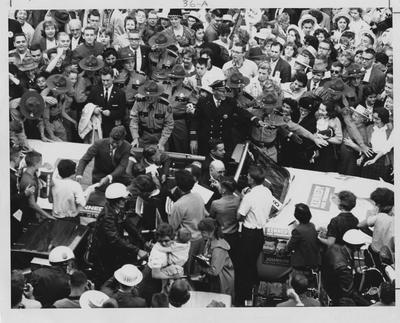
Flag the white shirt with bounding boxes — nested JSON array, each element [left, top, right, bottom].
[[370, 125, 389, 153], [363, 66, 373, 83], [238, 184, 273, 229], [222, 59, 258, 79], [245, 77, 264, 99], [104, 85, 113, 101], [71, 37, 80, 50], [51, 177, 86, 218], [204, 65, 225, 84]]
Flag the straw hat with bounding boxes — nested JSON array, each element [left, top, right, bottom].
[[79, 290, 109, 308], [114, 264, 143, 287]]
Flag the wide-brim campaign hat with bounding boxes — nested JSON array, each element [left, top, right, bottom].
[[138, 80, 165, 97], [119, 47, 136, 61], [151, 69, 169, 81], [46, 74, 72, 94], [18, 56, 39, 72], [79, 55, 104, 71], [79, 290, 109, 308], [343, 229, 372, 246], [246, 46, 267, 60], [52, 10, 70, 24], [114, 264, 143, 287], [168, 64, 187, 79], [260, 91, 280, 109], [298, 13, 318, 28], [19, 91, 45, 119], [148, 32, 176, 49], [333, 10, 351, 25], [226, 72, 250, 89], [350, 104, 370, 119], [342, 63, 366, 79]]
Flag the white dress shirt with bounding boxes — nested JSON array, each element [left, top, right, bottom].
[[370, 125, 389, 153]]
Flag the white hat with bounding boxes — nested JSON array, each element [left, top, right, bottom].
[[255, 28, 276, 40], [303, 45, 317, 59], [298, 13, 318, 29], [114, 264, 143, 287], [343, 229, 372, 246], [294, 54, 311, 69], [350, 104, 370, 119], [105, 183, 129, 199], [222, 14, 233, 23], [48, 246, 74, 263], [79, 290, 109, 308]]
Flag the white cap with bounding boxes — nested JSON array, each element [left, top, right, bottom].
[[343, 229, 372, 246], [48, 246, 74, 263], [79, 290, 109, 308], [114, 264, 143, 287], [105, 183, 129, 199]]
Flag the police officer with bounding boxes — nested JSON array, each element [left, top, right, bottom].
[[148, 32, 179, 78], [164, 64, 198, 153], [130, 80, 174, 151], [248, 91, 328, 162], [190, 79, 261, 156]]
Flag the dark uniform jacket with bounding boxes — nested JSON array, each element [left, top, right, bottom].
[[76, 138, 131, 184], [87, 85, 127, 138], [190, 95, 255, 156]]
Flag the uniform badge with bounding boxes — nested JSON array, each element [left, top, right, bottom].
[[223, 114, 228, 119], [9, 31, 14, 38]]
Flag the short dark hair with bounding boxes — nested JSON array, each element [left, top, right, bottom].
[[25, 150, 42, 167], [88, 9, 100, 18], [331, 61, 343, 69], [70, 270, 87, 288], [294, 203, 312, 223], [57, 159, 76, 178], [248, 165, 265, 185], [110, 125, 126, 140], [294, 71, 308, 87], [208, 138, 224, 152], [11, 270, 24, 308], [363, 84, 377, 98], [196, 57, 208, 67], [284, 41, 298, 57], [217, 23, 231, 36], [14, 32, 27, 41], [124, 15, 136, 28], [151, 293, 169, 307], [220, 176, 236, 194], [30, 44, 41, 52], [198, 217, 223, 239], [314, 28, 330, 40], [290, 272, 309, 295], [191, 22, 204, 32], [375, 52, 389, 66], [373, 107, 390, 124], [175, 170, 195, 193], [169, 279, 191, 307], [130, 174, 157, 193], [187, 164, 202, 182], [370, 188, 394, 213], [156, 223, 175, 241], [232, 41, 246, 53], [271, 41, 283, 52], [379, 281, 395, 305], [103, 47, 118, 60], [199, 47, 213, 58], [143, 144, 158, 160], [100, 66, 114, 78], [364, 48, 376, 58], [338, 190, 357, 211]]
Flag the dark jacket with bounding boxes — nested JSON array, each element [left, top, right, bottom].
[[118, 45, 151, 75], [87, 85, 127, 137], [272, 58, 292, 83], [367, 65, 386, 94], [286, 222, 321, 269], [190, 95, 255, 155], [76, 138, 131, 184], [101, 277, 147, 308], [327, 212, 359, 245], [30, 266, 71, 308]]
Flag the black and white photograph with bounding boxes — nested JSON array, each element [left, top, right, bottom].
[[3, 0, 399, 321]]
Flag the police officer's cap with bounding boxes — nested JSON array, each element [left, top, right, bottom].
[[209, 80, 226, 91]]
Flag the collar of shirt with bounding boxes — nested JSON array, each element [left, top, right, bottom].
[[363, 66, 373, 82], [213, 96, 221, 107]]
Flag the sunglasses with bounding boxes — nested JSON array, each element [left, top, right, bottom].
[[330, 70, 341, 74]]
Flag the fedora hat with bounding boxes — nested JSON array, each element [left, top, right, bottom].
[[79, 55, 104, 71], [298, 13, 318, 29], [343, 229, 372, 246], [350, 104, 370, 119], [226, 72, 250, 89], [18, 56, 39, 72], [119, 47, 135, 61], [19, 91, 45, 119], [168, 64, 187, 79], [342, 63, 365, 79], [148, 32, 176, 49], [246, 46, 267, 61], [303, 45, 317, 59], [79, 290, 109, 308], [138, 80, 164, 97], [46, 74, 72, 94], [255, 28, 276, 41], [114, 264, 143, 287], [294, 54, 311, 69]]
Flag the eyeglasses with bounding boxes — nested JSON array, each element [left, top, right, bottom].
[[330, 70, 341, 74]]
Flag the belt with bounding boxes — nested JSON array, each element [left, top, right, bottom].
[[252, 139, 276, 148], [141, 126, 162, 134]]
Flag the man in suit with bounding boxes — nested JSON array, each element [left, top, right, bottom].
[[87, 66, 127, 138], [269, 41, 291, 83], [118, 30, 151, 76], [76, 126, 131, 188], [361, 48, 386, 94], [189, 80, 262, 157], [68, 19, 84, 51]]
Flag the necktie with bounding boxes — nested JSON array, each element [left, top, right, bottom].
[[104, 88, 109, 103], [196, 75, 202, 87]]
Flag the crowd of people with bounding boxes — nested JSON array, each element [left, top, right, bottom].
[[9, 8, 395, 308]]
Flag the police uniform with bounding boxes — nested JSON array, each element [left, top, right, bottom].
[[164, 82, 198, 153], [114, 69, 147, 105], [129, 96, 174, 148]]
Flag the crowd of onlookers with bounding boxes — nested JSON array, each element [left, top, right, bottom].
[[9, 7, 395, 308]]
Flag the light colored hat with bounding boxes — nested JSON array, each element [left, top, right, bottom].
[[333, 10, 351, 25], [48, 246, 74, 263], [222, 14, 233, 23], [298, 13, 318, 29], [187, 11, 202, 23], [350, 104, 370, 119], [114, 264, 143, 287], [105, 183, 129, 199], [79, 290, 109, 308], [287, 24, 300, 34], [343, 229, 372, 246], [303, 45, 317, 59], [294, 54, 311, 69], [255, 28, 276, 40]]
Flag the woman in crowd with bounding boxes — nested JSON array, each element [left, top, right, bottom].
[[331, 11, 351, 48], [39, 19, 58, 51], [15, 10, 35, 46], [283, 41, 298, 69]]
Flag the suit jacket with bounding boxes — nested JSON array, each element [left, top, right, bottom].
[[87, 85, 127, 137], [76, 138, 131, 184], [190, 95, 255, 155], [367, 65, 386, 94], [286, 222, 321, 268], [272, 58, 292, 83], [118, 45, 151, 76]]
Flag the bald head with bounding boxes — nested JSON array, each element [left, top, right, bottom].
[[210, 160, 225, 180]]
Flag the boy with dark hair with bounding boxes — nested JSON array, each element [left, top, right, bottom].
[[319, 190, 359, 246]]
